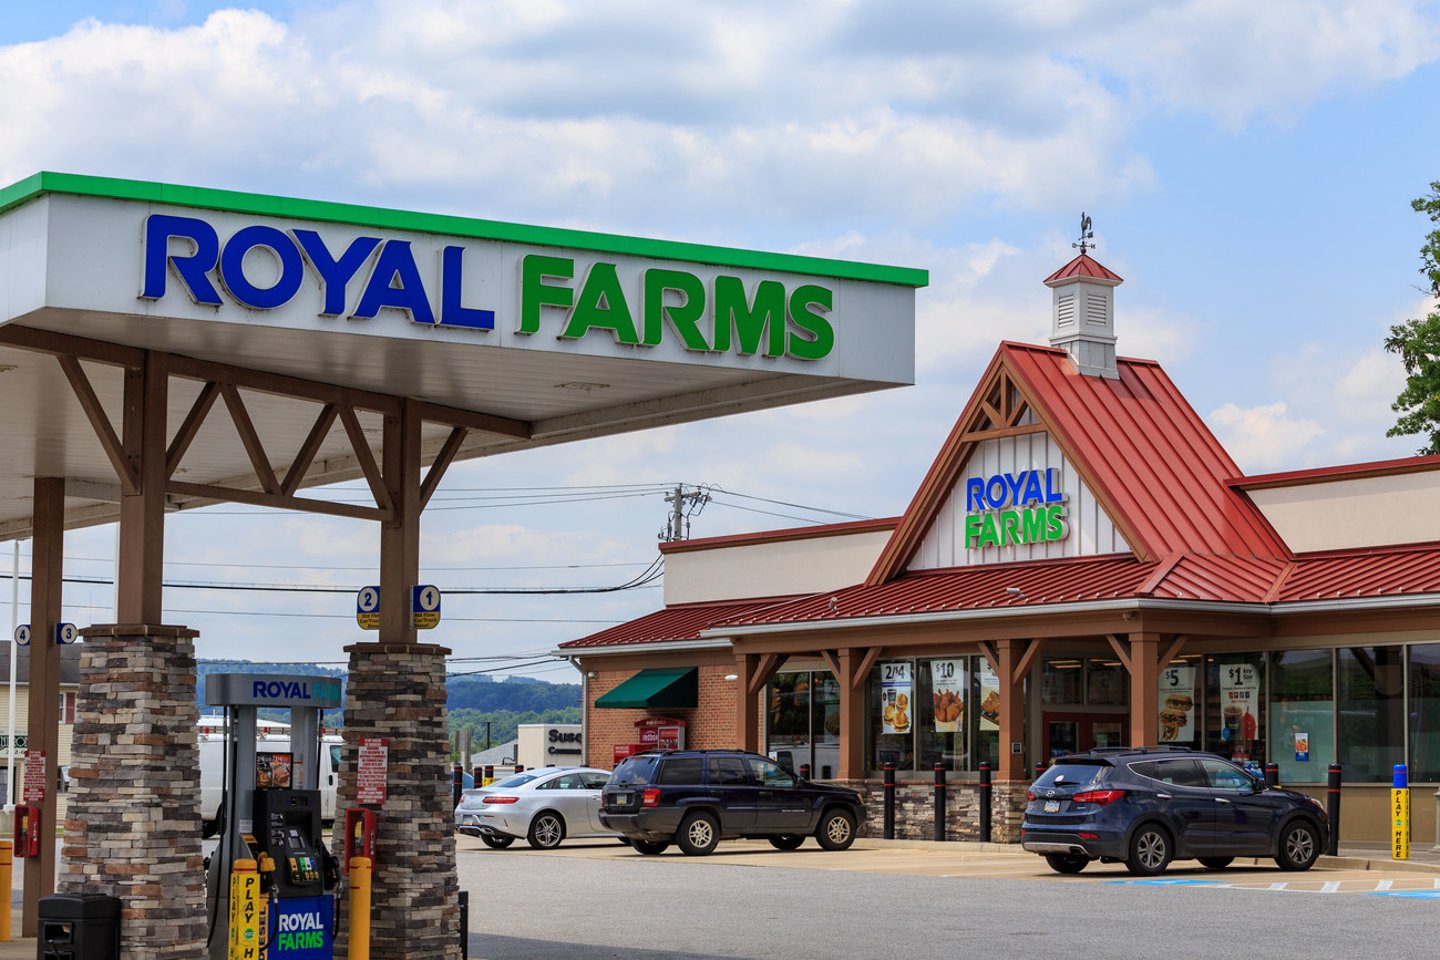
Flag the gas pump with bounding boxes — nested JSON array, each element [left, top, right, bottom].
[[204, 673, 343, 959]]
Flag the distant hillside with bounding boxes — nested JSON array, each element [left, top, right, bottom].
[[445, 674, 580, 712], [195, 661, 580, 730]]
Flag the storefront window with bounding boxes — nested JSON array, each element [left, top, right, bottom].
[[974, 659, 1000, 770], [810, 672, 841, 779], [1087, 660, 1127, 706], [1041, 659, 1082, 705], [867, 661, 914, 770], [766, 670, 837, 776], [1409, 644, 1440, 783], [1203, 655, 1264, 771], [1159, 658, 1202, 748], [1270, 650, 1333, 784], [919, 659, 966, 770], [1338, 646, 1405, 783]]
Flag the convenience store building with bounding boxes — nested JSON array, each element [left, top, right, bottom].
[[561, 252, 1440, 843]]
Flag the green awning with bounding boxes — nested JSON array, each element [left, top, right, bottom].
[[594, 667, 698, 709]]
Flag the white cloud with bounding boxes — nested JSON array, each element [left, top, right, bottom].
[[1208, 401, 1325, 472]]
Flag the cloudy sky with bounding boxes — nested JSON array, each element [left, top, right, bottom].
[[2, 1, 1439, 675]]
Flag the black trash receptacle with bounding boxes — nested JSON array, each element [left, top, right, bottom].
[[38, 893, 120, 960]]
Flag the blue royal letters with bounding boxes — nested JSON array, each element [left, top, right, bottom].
[[141, 214, 495, 330]]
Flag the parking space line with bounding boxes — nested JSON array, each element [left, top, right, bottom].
[[1321, 881, 1340, 893], [1377, 879, 1394, 891]]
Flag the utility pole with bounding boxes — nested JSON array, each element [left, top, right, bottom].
[[660, 484, 711, 541], [483, 720, 492, 752]]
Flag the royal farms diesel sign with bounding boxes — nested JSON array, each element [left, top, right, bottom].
[[142, 214, 837, 360]]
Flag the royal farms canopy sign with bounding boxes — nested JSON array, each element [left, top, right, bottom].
[[0, 173, 923, 534]]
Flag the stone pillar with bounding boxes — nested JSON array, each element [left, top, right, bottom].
[[335, 643, 460, 960], [61, 625, 206, 960]]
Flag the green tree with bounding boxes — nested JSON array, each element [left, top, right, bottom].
[[1385, 181, 1440, 454]]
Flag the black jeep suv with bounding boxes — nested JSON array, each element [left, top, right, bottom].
[[600, 750, 866, 856], [1021, 746, 1329, 876]]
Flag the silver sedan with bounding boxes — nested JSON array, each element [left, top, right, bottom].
[[454, 767, 621, 849]]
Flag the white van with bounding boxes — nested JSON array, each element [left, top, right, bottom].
[[199, 728, 343, 832]]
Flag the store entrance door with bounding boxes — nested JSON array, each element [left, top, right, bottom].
[[1042, 712, 1129, 761]]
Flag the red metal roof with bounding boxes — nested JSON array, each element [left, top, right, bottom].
[[723, 555, 1155, 626], [1274, 547, 1440, 602], [557, 597, 801, 649], [1005, 344, 1289, 561], [1043, 254, 1124, 285]]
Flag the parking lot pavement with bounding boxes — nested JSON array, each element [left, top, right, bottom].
[[455, 833, 1440, 893]]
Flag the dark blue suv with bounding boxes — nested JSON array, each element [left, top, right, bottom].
[[600, 750, 865, 856], [1021, 747, 1329, 876]]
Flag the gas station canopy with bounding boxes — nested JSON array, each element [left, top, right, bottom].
[[0, 172, 925, 539]]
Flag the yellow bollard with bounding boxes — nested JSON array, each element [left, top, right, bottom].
[[228, 858, 261, 960], [348, 856, 372, 960], [0, 839, 11, 941]]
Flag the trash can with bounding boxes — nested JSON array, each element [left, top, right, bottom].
[[38, 893, 120, 960]]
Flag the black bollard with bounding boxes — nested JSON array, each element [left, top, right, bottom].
[[1264, 762, 1279, 788], [1327, 763, 1342, 856], [452, 763, 463, 812], [483, 765, 494, 784], [933, 763, 947, 842], [883, 763, 896, 840], [514, 764, 525, 773], [979, 762, 993, 843], [1034, 761, 1046, 780], [799, 764, 811, 780], [459, 889, 469, 960]]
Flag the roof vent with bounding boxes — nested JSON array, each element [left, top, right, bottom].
[[1045, 215, 1123, 379]]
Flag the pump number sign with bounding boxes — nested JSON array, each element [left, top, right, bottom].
[[411, 584, 441, 630], [356, 586, 380, 631]]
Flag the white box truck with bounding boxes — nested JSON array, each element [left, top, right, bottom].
[[199, 718, 342, 831]]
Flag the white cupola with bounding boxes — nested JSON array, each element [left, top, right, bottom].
[[1044, 236, 1123, 380]]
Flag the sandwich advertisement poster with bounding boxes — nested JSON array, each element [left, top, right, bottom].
[[879, 661, 912, 735], [1158, 666, 1196, 742]]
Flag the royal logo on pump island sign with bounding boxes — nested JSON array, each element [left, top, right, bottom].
[[139, 215, 836, 360], [964, 468, 1069, 549]]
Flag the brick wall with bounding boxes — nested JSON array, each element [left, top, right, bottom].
[[585, 662, 740, 767]]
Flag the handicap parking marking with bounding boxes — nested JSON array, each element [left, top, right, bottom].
[[1369, 890, 1440, 900], [1105, 878, 1226, 886]]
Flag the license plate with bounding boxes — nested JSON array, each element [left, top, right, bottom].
[[614, 793, 631, 805], [1043, 800, 1061, 813]]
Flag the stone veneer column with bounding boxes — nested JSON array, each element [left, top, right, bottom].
[[334, 643, 460, 960], [61, 625, 206, 959]]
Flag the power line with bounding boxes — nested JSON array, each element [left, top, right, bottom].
[[0, 558, 663, 597]]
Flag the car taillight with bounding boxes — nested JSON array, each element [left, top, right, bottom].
[[642, 788, 661, 807], [1026, 790, 1035, 801], [1071, 789, 1125, 805], [483, 796, 519, 804]]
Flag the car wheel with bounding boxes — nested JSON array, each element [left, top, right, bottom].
[[631, 840, 669, 855], [480, 834, 514, 849], [1198, 856, 1233, 870], [1275, 820, 1321, 871], [527, 812, 566, 850], [677, 812, 720, 856], [1044, 853, 1088, 874], [616, 837, 632, 846], [769, 835, 805, 851], [815, 809, 857, 851], [1125, 824, 1172, 876]]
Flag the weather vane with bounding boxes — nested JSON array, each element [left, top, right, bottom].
[[1073, 212, 1095, 255]]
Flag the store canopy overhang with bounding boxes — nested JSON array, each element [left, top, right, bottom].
[[0, 172, 925, 538], [594, 667, 699, 709]]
